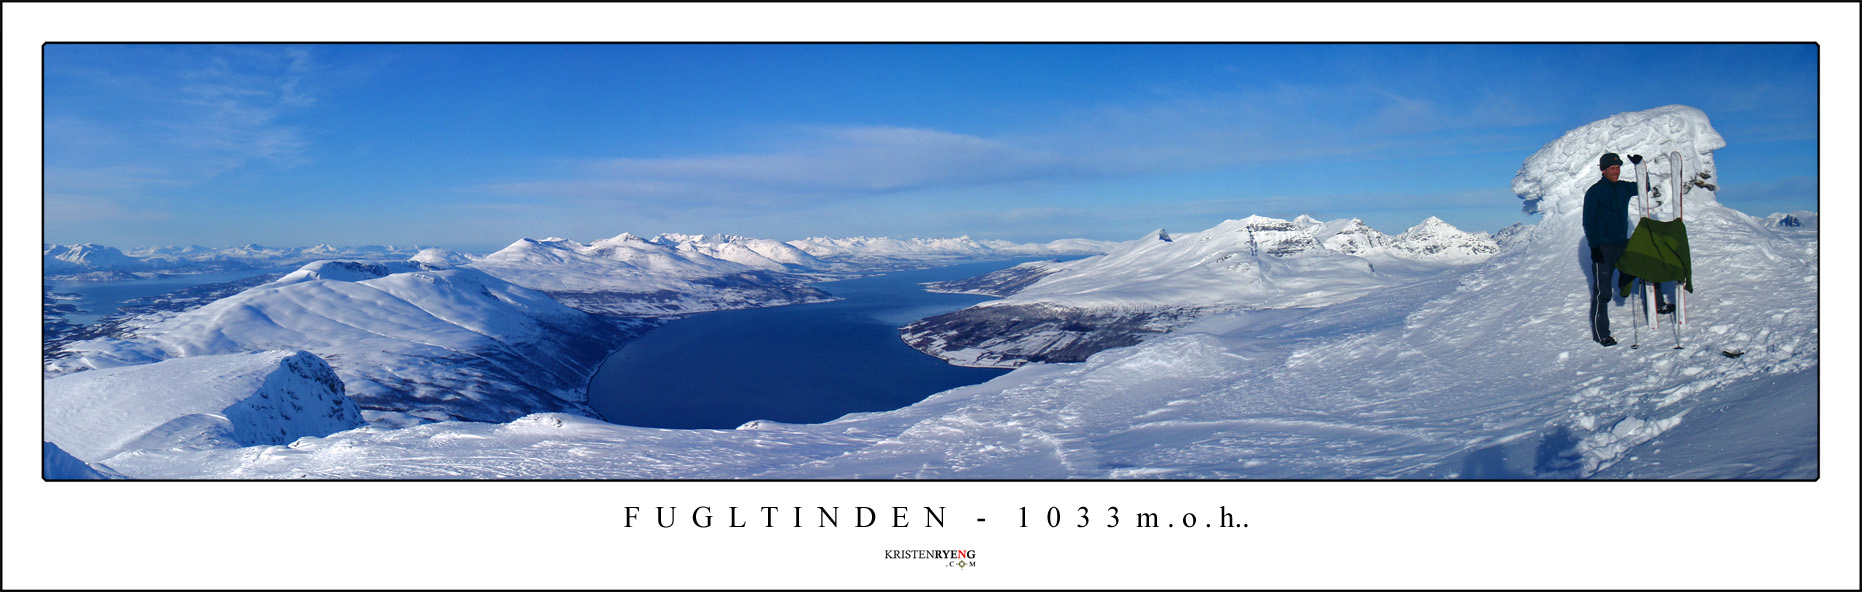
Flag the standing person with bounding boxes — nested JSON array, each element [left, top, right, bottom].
[[1583, 153, 1668, 347]]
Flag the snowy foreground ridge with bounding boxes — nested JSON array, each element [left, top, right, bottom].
[[44, 105, 1817, 479]]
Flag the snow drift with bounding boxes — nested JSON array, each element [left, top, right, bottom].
[[1513, 104, 1725, 219]]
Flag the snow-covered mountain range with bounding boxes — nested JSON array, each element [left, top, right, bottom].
[[902, 214, 1499, 367], [789, 235, 1113, 264], [44, 234, 1104, 281], [42, 242, 443, 279], [455, 232, 1108, 317], [39, 105, 1819, 480], [467, 233, 835, 317]]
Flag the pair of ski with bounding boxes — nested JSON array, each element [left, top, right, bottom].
[[1629, 151, 1687, 350]]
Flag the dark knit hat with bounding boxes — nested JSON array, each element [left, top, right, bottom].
[[1599, 153, 1624, 169]]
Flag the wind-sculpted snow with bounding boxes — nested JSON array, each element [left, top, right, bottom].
[[48, 262, 626, 427], [1513, 104, 1725, 218], [61, 106, 1818, 480]]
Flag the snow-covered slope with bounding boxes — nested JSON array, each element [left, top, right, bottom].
[[469, 234, 833, 317], [902, 214, 1498, 367], [42, 442, 125, 479], [43, 350, 362, 465], [47, 260, 626, 427]]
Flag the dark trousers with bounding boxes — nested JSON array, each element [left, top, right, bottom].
[[1590, 242, 1666, 343], [1590, 244, 1628, 343]]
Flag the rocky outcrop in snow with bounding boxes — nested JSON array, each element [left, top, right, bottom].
[[1764, 211, 1818, 230], [43, 350, 363, 465]]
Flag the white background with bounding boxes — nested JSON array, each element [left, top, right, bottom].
[[6, 4, 1857, 589]]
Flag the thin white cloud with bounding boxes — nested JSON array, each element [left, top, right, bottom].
[[483, 81, 1553, 219], [42, 192, 174, 225], [45, 45, 323, 197], [486, 125, 1085, 209]]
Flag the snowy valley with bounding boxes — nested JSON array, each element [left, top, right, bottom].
[[41, 105, 1819, 480]]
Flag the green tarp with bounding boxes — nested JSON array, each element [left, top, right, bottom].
[[1617, 216, 1695, 297]]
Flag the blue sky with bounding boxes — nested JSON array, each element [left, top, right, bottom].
[[42, 43, 1820, 252]]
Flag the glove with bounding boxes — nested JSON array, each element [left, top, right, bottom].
[[1590, 246, 1603, 263], [1628, 154, 1643, 165]]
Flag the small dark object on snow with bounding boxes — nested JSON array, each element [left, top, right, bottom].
[[1721, 350, 1745, 358]]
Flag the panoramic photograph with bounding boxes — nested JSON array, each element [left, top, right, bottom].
[[10, 5, 1855, 587], [38, 42, 1820, 481]]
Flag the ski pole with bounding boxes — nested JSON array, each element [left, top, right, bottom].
[[1631, 278, 1641, 349], [1672, 286, 1684, 350]]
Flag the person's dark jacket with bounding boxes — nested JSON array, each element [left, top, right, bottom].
[[1583, 177, 1639, 246]]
